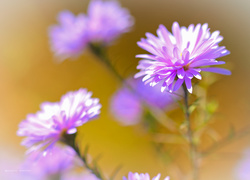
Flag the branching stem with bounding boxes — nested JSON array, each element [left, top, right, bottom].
[[201, 126, 250, 157]]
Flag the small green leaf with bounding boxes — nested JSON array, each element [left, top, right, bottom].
[[206, 100, 219, 114]]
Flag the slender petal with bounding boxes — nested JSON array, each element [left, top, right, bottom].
[[123, 172, 170, 180], [201, 67, 231, 75]]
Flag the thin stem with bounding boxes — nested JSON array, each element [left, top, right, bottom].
[[49, 173, 61, 180], [62, 133, 106, 180], [89, 44, 124, 83], [201, 125, 250, 157], [182, 85, 199, 180]]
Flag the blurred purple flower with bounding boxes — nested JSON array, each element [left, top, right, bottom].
[[17, 89, 101, 154], [0, 149, 36, 180], [135, 22, 231, 93], [110, 87, 142, 126], [49, 11, 88, 61], [87, 0, 134, 44], [110, 78, 180, 126], [49, 0, 133, 61], [123, 172, 170, 180], [22, 145, 79, 179], [235, 149, 250, 180], [62, 172, 100, 180]]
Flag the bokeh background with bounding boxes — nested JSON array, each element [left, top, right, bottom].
[[0, 0, 250, 179]]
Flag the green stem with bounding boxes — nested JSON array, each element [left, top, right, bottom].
[[201, 125, 250, 157], [62, 133, 106, 180], [182, 85, 199, 180], [89, 44, 124, 83]]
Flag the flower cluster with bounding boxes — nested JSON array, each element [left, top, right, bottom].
[[17, 88, 101, 154], [49, 0, 134, 61], [18, 0, 232, 177], [123, 172, 169, 180], [135, 22, 231, 93], [110, 78, 180, 125]]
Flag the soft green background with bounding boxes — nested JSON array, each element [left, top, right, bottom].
[[0, 0, 250, 179]]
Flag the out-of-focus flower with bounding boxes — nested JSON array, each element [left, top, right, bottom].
[[87, 0, 134, 44], [22, 145, 79, 179], [49, 11, 88, 61], [135, 22, 231, 93], [123, 172, 170, 180], [0, 149, 35, 180], [110, 87, 142, 126], [62, 172, 100, 180], [234, 149, 250, 180], [17, 89, 101, 154], [49, 0, 133, 61], [110, 78, 180, 126]]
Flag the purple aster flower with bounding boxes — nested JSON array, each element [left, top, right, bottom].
[[87, 0, 134, 44], [234, 149, 250, 180], [62, 172, 100, 180], [135, 22, 231, 93], [110, 78, 180, 126], [17, 88, 101, 154], [110, 87, 142, 126], [123, 172, 170, 180], [22, 145, 79, 179], [49, 11, 88, 61]]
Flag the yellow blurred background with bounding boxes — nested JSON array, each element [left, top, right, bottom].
[[0, 0, 250, 179]]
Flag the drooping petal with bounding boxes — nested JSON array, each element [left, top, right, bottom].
[[188, 69, 202, 80], [201, 67, 231, 75], [173, 78, 184, 92], [177, 68, 185, 79], [190, 59, 225, 68], [185, 77, 193, 93]]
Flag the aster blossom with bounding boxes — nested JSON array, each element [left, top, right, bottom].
[[49, 11, 88, 61], [123, 172, 170, 180], [135, 22, 231, 93], [17, 89, 101, 153], [87, 0, 134, 44]]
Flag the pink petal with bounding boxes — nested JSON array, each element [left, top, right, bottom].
[[172, 22, 182, 46]]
